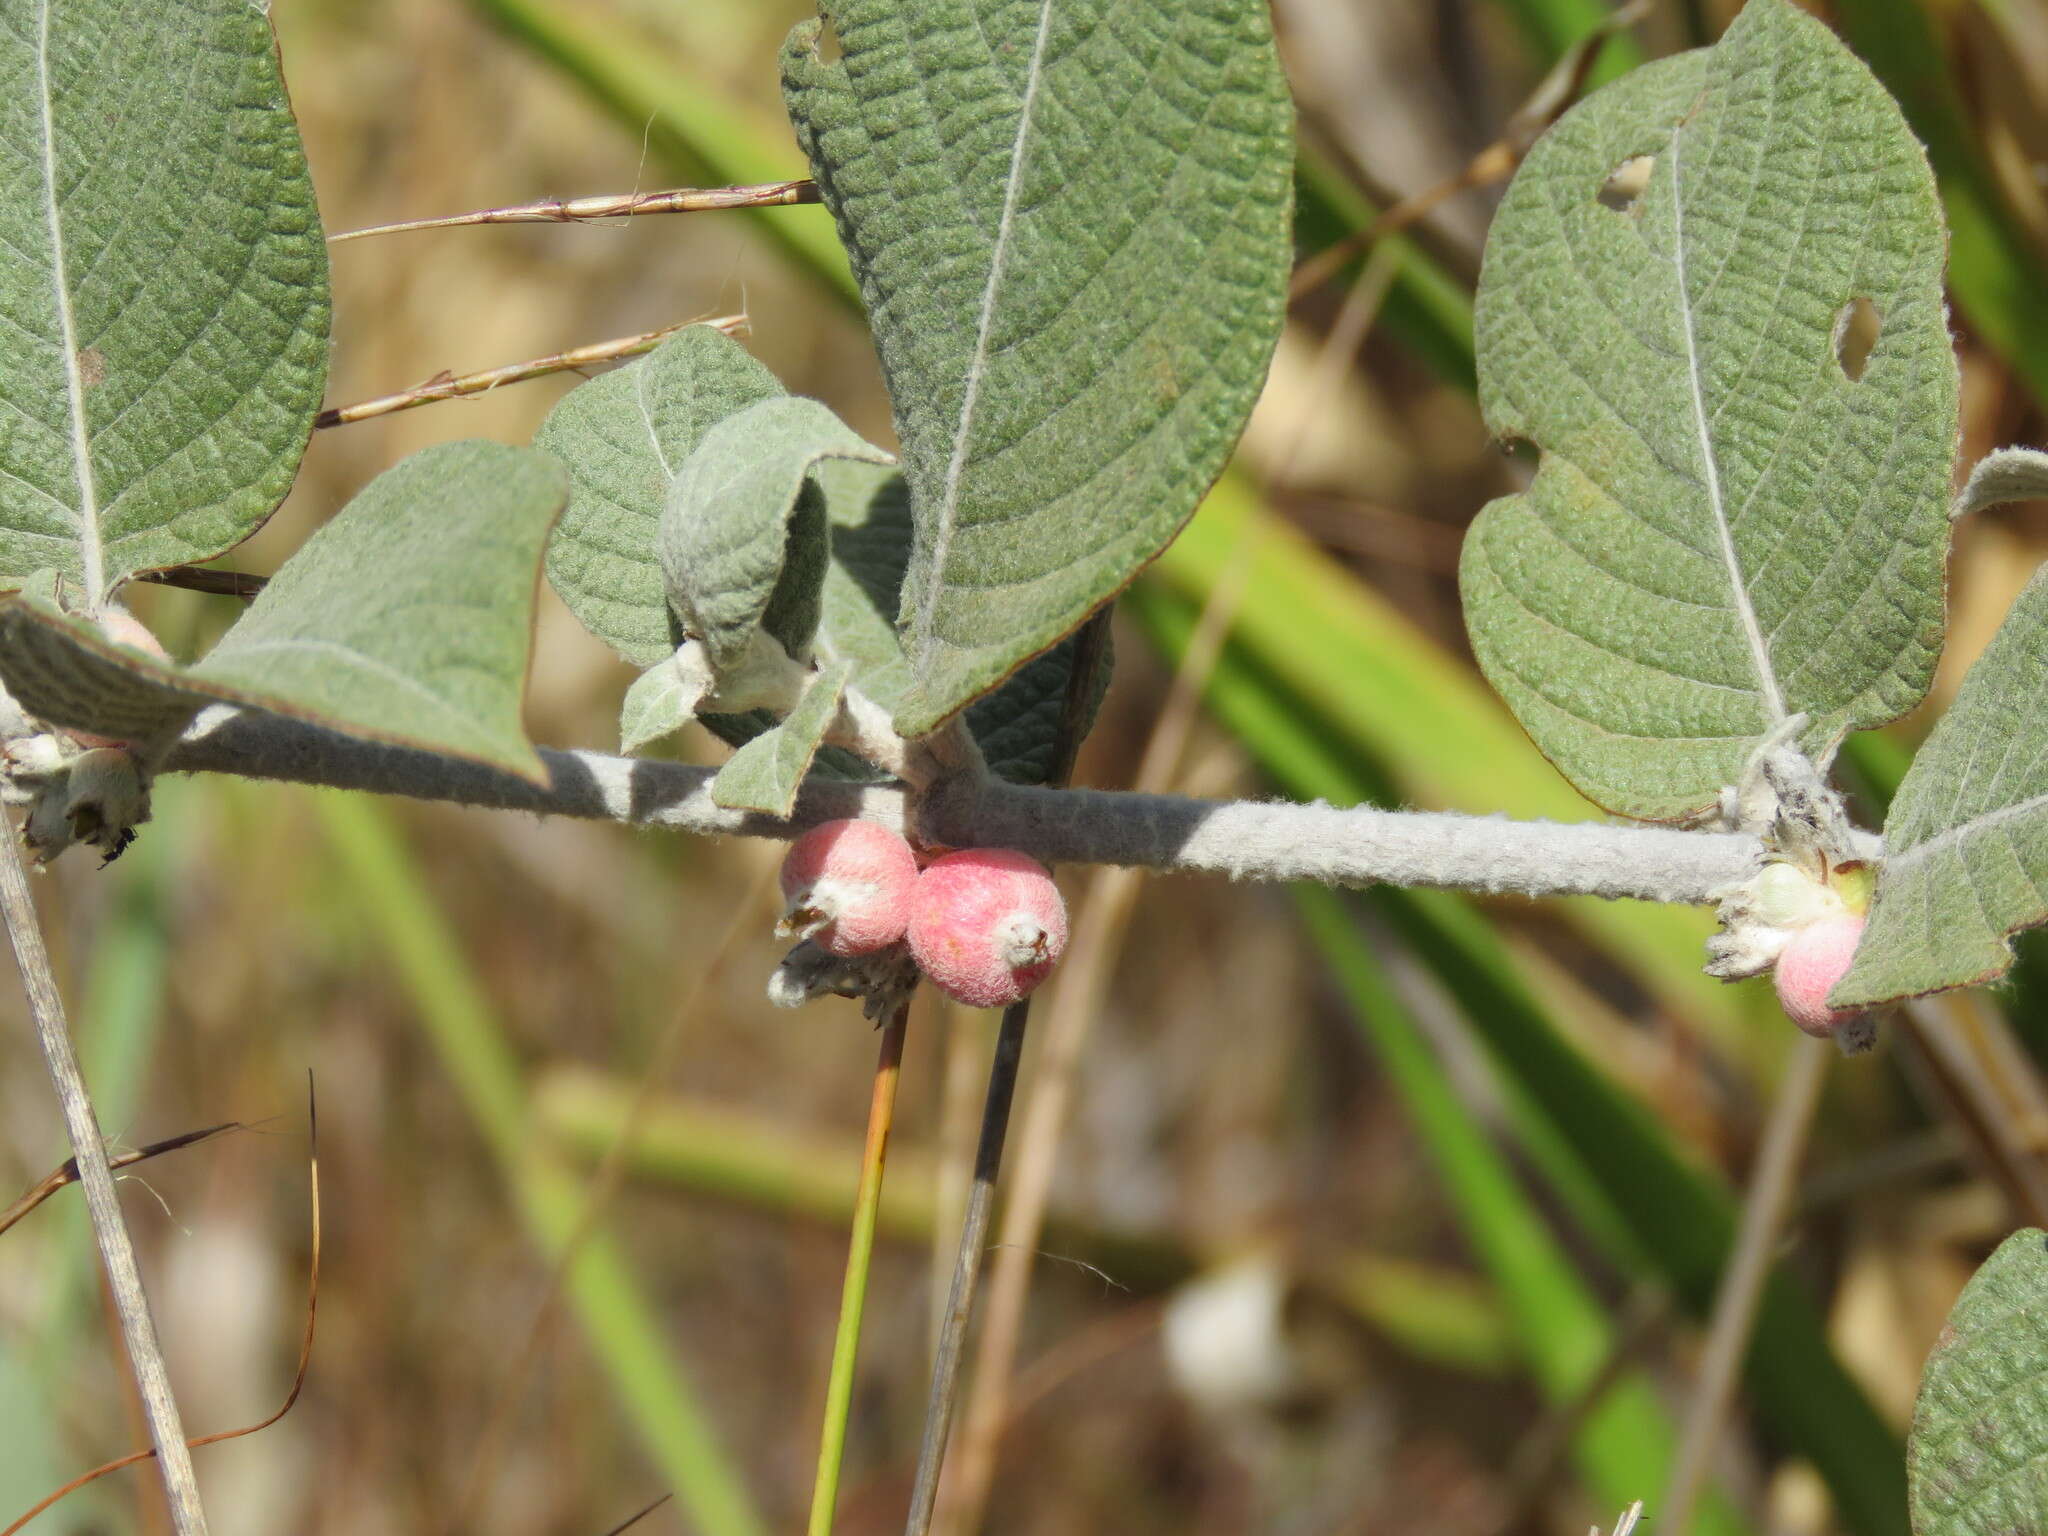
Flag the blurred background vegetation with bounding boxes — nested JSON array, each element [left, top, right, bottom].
[[6, 0, 2048, 1532]]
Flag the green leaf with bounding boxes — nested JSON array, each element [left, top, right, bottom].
[[1909, 1228, 2048, 1534], [710, 661, 851, 816], [1460, 0, 1957, 820], [1954, 448, 2048, 523], [783, 0, 1293, 737], [1835, 565, 2048, 1007], [0, 0, 329, 601], [804, 458, 1109, 784], [620, 648, 712, 754], [536, 326, 785, 667], [0, 443, 567, 780], [659, 396, 891, 671]]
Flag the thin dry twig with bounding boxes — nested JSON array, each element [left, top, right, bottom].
[[328, 179, 819, 242], [135, 567, 268, 600], [933, 552, 1248, 1536], [1289, 0, 1646, 300], [313, 314, 749, 430], [0, 816, 210, 1535], [1658, 1034, 1831, 1535], [901, 611, 1111, 1536], [0, 1081, 318, 1536], [0, 1121, 244, 1237]]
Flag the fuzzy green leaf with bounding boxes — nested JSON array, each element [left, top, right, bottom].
[[803, 459, 1109, 784], [1835, 566, 2048, 1007], [709, 660, 851, 816], [783, 0, 1292, 737], [1954, 447, 2048, 523], [619, 648, 710, 754], [536, 326, 784, 666], [1460, 0, 1956, 820], [0, 443, 566, 779], [1909, 1228, 2048, 1534], [0, 0, 329, 602], [659, 396, 892, 671]]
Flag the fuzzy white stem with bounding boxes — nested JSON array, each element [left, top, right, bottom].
[[164, 707, 1772, 904]]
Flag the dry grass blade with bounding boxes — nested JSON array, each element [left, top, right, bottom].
[[314, 315, 749, 430], [1657, 1035, 1831, 1535], [328, 179, 820, 242], [1289, 0, 1646, 300], [0, 1120, 244, 1237], [0, 1079, 321, 1536], [592, 1491, 674, 1536]]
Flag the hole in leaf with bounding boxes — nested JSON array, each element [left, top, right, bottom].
[[1597, 155, 1655, 214], [1833, 296, 1880, 382]]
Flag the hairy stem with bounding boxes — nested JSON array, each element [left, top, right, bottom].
[[165, 707, 1776, 904], [0, 821, 209, 1535]]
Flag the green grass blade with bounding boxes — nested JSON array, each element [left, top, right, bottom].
[[1148, 475, 1782, 1051], [1826, 0, 2048, 410], [463, 0, 856, 307], [1298, 886, 1746, 1535], [311, 791, 767, 1536], [1293, 153, 1477, 392], [1126, 554, 1910, 1536], [1483, 0, 1644, 85]]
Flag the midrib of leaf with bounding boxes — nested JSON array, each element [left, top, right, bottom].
[[34, 0, 102, 603], [1890, 791, 2048, 873], [1669, 124, 1786, 724], [908, 0, 1057, 674]]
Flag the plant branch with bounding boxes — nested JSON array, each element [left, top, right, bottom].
[[311, 315, 747, 429], [163, 707, 1780, 904], [0, 818, 209, 1536], [328, 179, 819, 241]]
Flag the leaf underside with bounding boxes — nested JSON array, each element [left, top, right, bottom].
[[658, 394, 892, 671], [538, 325, 786, 668], [0, 0, 330, 602], [783, 0, 1294, 736], [1460, 0, 1956, 820], [710, 659, 852, 815], [1836, 565, 2048, 1007], [0, 442, 567, 780], [1908, 1228, 2048, 1536]]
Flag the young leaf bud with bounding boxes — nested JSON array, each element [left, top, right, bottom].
[[906, 848, 1067, 1009], [778, 819, 919, 957]]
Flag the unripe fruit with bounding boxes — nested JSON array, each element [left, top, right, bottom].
[[1773, 913, 1867, 1038], [777, 819, 919, 957], [907, 848, 1067, 1008], [67, 607, 170, 750]]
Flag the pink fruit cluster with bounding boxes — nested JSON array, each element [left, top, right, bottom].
[[1773, 912, 1867, 1038], [777, 822, 1067, 1008]]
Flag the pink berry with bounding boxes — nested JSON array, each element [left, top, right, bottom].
[[778, 819, 918, 957], [1773, 913, 1867, 1038], [907, 849, 1067, 1008]]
